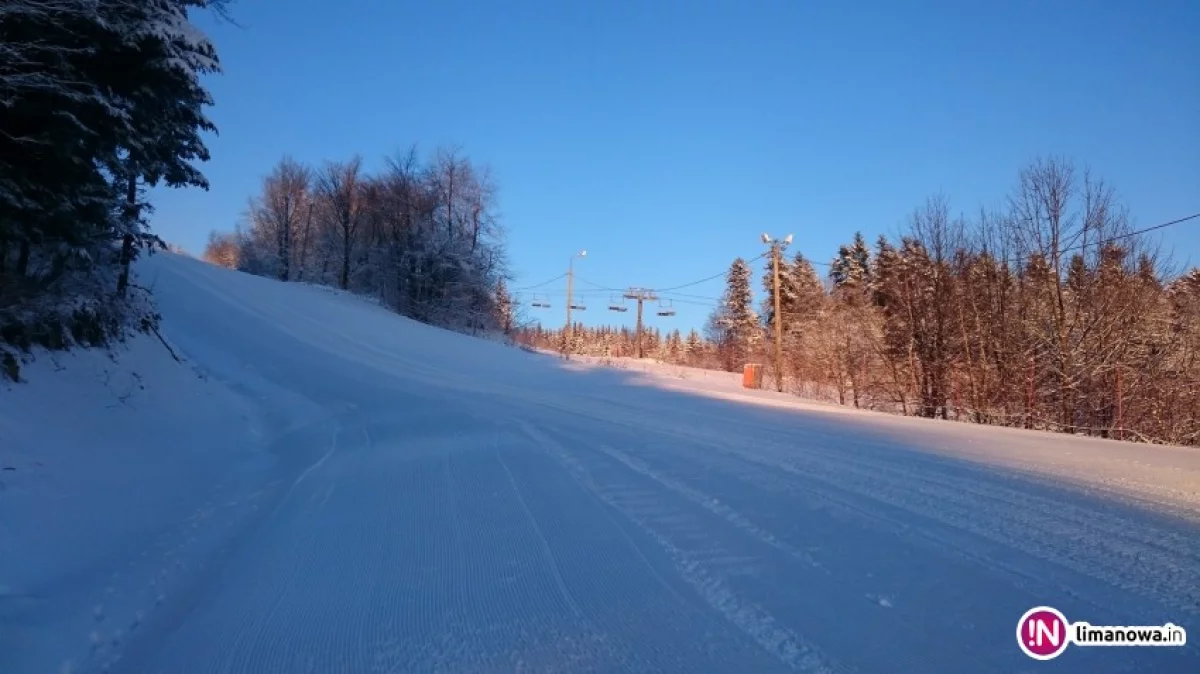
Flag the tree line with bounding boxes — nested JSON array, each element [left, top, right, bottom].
[[514, 158, 1199, 446], [707, 158, 1200, 446], [203, 148, 512, 334], [1, 0, 227, 380], [514, 324, 719, 366]]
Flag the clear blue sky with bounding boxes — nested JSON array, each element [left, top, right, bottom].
[[150, 0, 1200, 333]]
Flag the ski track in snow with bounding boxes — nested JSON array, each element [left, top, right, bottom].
[[5, 252, 1200, 674]]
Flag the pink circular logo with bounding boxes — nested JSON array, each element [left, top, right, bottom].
[[1017, 606, 1070, 660]]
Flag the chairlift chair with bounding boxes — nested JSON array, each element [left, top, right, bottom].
[[607, 295, 628, 312], [531, 293, 551, 309], [656, 299, 676, 317]]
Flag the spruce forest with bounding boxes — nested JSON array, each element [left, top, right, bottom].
[[1, 0, 229, 378], [518, 158, 1200, 447]]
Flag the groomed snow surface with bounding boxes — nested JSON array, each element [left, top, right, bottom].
[[2, 252, 1198, 674]]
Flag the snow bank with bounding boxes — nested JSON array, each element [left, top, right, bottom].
[[0, 329, 285, 673]]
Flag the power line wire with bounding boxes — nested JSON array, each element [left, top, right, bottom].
[[660, 290, 722, 302], [512, 273, 566, 290], [998, 212, 1199, 265], [523, 210, 1197, 303], [1105, 212, 1198, 240], [574, 276, 624, 292], [652, 251, 769, 292]]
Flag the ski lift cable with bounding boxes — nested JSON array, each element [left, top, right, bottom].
[[575, 276, 623, 291], [992, 211, 1200, 266], [652, 251, 769, 292], [660, 290, 722, 302], [512, 273, 567, 291]]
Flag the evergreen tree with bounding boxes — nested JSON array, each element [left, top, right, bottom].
[[494, 278, 513, 334], [1, 0, 229, 371], [91, 0, 225, 294], [830, 231, 872, 294], [684, 328, 703, 364], [667, 328, 682, 362], [791, 252, 825, 322], [761, 250, 801, 332], [720, 257, 760, 364]]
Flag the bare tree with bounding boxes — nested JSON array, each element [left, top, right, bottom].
[[213, 146, 511, 337], [315, 156, 365, 290], [246, 156, 309, 281], [202, 230, 238, 268]]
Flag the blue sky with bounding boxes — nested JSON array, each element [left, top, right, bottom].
[[151, 0, 1200, 332]]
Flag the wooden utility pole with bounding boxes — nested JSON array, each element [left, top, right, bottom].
[[623, 287, 658, 358], [771, 242, 784, 392]]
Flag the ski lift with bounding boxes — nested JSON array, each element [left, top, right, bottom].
[[570, 301, 587, 310], [656, 299, 676, 317], [607, 295, 628, 312], [531, 293, 551, 309]]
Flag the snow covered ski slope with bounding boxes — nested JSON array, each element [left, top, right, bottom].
[[3, 251, 1199, 673]]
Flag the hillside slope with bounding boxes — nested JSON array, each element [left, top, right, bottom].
[[2, 252, 1198, 673]]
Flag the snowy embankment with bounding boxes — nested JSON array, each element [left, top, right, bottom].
[[0, 331, 281, 672], [3, 252, 1199, 674]]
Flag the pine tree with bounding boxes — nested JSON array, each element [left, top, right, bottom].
[[830, 231, 872, 295], [1, 0, 225, 290], [762, 251, 802, 332], [684, 328, 703, 364], [667, 328, 682, 363], [720, 257, 760, 365], [90, 0, 225, 295], [494, 278, 513, 334], [788, 252, 824, 326]]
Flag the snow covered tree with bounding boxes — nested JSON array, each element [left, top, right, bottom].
[[684, 328, 703, 362], [830, 231, 872, 298], [202, 230, 239, 269], [494, 278, 514, 335], [666, 328, 683, 362], [717, 257, 759, 367], [761, 250, 801, 333], [314, 157, 365, 290], [93, 0, 226, 296], [214, 146, 509, 337], [1, 0, 229, 374], [244, 156, 311, 281]]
